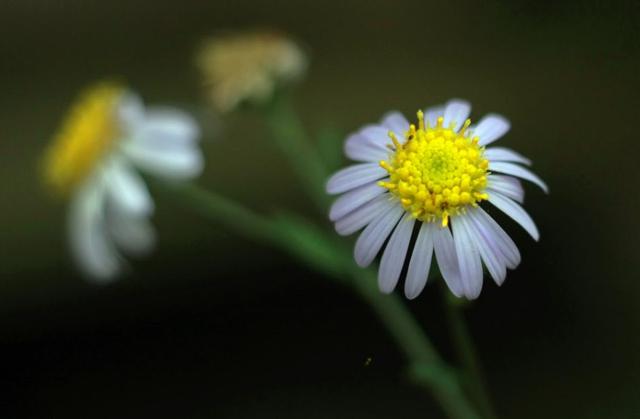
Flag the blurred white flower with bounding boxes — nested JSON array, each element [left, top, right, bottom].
[[43, 82, 203, 281], [326, 99, 548, 300], [196, 30, 307, 112]]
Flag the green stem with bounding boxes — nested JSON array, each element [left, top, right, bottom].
[[443, 288, 498, 419], [349, 268, 481, 419], [257, 94, 485, 418], [163, 182, 481, 419], [164, 182, 280, 244], [261, 92, 330, 211]]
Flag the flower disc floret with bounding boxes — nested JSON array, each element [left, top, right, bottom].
[[379, 111, 489, 226]]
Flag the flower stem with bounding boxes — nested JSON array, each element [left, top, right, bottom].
[[261, 92, 331, 211], [161, 181, 481, 419], [257, 95, 488, 418], [443, 288, 498, 419], [161, 181, 280, 244], [348, 267, 481, 419]]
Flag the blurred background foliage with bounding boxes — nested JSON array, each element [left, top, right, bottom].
[[1, 0, 639, 417]]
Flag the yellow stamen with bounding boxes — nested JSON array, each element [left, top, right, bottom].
[[42, 82, 124, 196], [379, 160, 393, 172], [459, 118, 472, 135], [379, 110, 490, 225], [388, 131, 402, 149]]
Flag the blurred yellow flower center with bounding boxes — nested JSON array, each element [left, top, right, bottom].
[[379, 111, 489, 227], [43, 82, 123, 195]]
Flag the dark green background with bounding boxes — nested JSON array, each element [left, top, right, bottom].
[[1, 0, 639, 417]]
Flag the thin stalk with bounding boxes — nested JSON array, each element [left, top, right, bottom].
[[162, 182, 481, 419], [349, 267, 481, 419], [258, 94, 487, 418], [261, 92, 330, 211], [163, 182, 280, 244], [443, 288, 498, 419]]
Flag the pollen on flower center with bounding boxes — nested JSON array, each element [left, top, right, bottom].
[[43, 82, 124, 195], [379, 111, 489, 227]]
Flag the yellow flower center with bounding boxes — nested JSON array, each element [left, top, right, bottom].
[[43, 82, 124, 195], [379, 111, 489, 227]]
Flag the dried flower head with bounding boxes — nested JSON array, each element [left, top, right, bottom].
[[196, 30, 307, 112]]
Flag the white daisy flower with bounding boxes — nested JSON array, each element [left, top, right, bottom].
[[43, 81, 204, 281], [326, 99, 548, 300]]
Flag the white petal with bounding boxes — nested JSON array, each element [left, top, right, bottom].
[[474, 114, 510, 146], [329, 181, 387, 221], [360, 125, 391, 143], [405, 222, 435, 299], [451, 217, 483, 299], [484, 147, 531, 166], [334, 194, 392, 236], [380, 111, 409, 137], [463, 212, 507, 285], [122, 140, 204, 180], [326, 163, 387, 195], [117, 92, 145, 132], [104, 158, 154, 216], [135, 107, 201, 149], [490, 161, 548, 193], [107, 209, 156, 256], [468, 207, 520, 269], [68, 178, 121, 282], [354, 202, 404, 267], [344, 131, 389, 162], [489, 191, 540, 241], [378, 213, 415, 294], [487, 174, 524, 203], [443, 99, 471, 132], [424, 104, 445, 127], [432, 225, 464, 297]]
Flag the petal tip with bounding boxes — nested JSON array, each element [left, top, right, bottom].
[[404, 288, 420, 300]]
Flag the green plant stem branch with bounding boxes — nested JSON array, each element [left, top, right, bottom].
[[261, 92, 331, 211], [163, 181, 481, 419], [163, 182, 280, 244], [443, 288, 497, 419], [258, 94, 485, 418], [348, 267, 481, 419]]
